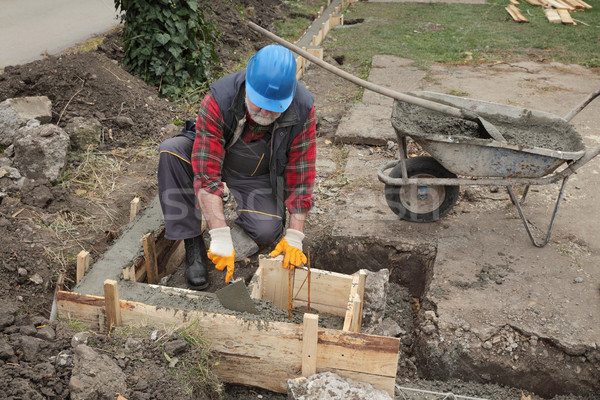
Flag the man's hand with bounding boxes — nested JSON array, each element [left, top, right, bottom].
[[207, 227, 235, 283], [270, 229, 307, 269]]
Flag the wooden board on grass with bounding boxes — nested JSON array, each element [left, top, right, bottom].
[[506, 4, 530, 22], [545, 8, 563, 22], [557, 8, 577, 23], [56, 290, 400, 395]]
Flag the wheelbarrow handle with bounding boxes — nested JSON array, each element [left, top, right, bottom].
[[564, 87, 600, 122], [248, 21, 484, 123]]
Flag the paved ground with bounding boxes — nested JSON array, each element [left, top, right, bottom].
[[0, 0, 120, 69], [333, 55, 600, 395]]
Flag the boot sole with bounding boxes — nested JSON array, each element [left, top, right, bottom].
[[187, 282, 209, 291]]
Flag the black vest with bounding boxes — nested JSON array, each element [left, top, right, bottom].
[[209, 70, 314, 213]]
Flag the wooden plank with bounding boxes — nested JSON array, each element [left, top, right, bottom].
[[56, 291, 399, 395], [545, 8, 562, 22], [573, 0, 592, 9], [557, 8, 577, 23], [343, 274, 361, 331], [103, 279, 121, 330], [506, 5, 530, 22], [142, 233, 159, 284], [129, 197, 140, 223], [290, 266, 353, 316], [546, 0, 575, 9], [555, 0, 576, 8], [259, 256, 290, 310], [76, 250, 90, 284], [356, 272, 366, 329], [157, 239, 185, 278], [350, 294, 362, 333], [302, 313, 318, 377], [561, 0, 585, 8], [307, 48, 324, 61], [509, 0, 520, 4]]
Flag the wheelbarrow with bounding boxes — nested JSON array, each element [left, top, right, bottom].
[[377, 88, 600, 247], [246, 21, 600, 248]]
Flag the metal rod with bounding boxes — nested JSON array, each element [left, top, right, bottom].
[[563, 87, 600, 122], [507, 177, 570, 248], [307, 247, 311, 313], [288, 267, 292, 321]]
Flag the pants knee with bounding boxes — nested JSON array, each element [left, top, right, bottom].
[[242, 219, 283, 245]]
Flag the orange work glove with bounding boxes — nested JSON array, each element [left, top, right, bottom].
[[207, 227, 235, 283], [270, 229, 307, 269]]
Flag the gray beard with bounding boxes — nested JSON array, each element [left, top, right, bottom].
[[245, 98, 281, 126]]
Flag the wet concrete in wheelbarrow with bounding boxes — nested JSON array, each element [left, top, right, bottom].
[[330, 56, 600, 398]]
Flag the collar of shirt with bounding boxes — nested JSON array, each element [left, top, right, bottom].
[[244, 111, 272, 142]]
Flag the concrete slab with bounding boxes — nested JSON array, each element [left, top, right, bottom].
[[335, 56, 426, 145]]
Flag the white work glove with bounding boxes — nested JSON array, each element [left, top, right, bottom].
[[207, 227, 235, 283], [270, 229, 306, 269]]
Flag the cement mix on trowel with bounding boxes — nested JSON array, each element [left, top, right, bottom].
[[392, 100, 585, 152]]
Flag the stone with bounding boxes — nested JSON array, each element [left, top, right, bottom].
[[0, 96, 52, 146], [231, 224, 259, 261], [0, 338, 14, 360], [29, 273, 44, 285], [424, 310, 437, 321], [287, 372, 392, 400], [369, 317, 405, 337], [57, 352, 74, 368], [64, 117, 103, 151], [19, 336, 45, 362], [163, 339, 189, 356], [36, 325, 56, 341], [12, 124, 70, 183], [69, 344, 127, 400], [361, 269, 389, 333], [0, 303, 18, 329], [71, 332, 91, 348], [115, 115, 134, 127]]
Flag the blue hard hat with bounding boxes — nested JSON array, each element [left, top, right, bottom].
[[246, 44, 297, 112]]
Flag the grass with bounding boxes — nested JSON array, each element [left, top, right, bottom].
[[328, 1, 600, 70], [274, 0, 331, 41]]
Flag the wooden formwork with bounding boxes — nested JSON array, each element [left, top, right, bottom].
[[58, 256, 400, 395]]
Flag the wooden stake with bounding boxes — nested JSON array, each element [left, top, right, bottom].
[[142, 233, 159, 285], [350, 294, 362, 333], [356, 271, 366, 329], [129, 197, 140, 223], [302, 313, 319, 377], [76, 250, 90, 284], [103, 279, 121, 330]]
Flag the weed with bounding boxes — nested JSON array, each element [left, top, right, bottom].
[[448, 90, 469, 97]]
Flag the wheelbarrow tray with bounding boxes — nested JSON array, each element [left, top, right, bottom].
[[391, 92, 586, 178]]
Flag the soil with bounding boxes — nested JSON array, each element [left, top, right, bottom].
[[0, 1, 597, 399]]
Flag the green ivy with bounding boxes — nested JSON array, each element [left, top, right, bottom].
[[114, 0, 219, 99]]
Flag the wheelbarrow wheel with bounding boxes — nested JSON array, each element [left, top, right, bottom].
[[385, 156, 460, 223]]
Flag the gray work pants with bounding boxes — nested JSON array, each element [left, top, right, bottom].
[[157, 135, 284, 244]]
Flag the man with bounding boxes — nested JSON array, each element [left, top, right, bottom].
[[157, 44, 316, 290]]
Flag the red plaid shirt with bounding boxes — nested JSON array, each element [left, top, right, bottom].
[[191, 92, 316, 214]]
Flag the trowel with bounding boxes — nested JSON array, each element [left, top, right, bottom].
[[215, 278, 259, 314]]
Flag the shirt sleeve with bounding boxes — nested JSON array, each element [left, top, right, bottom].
[[284, 106, 317, 214], [191, 92, 226, 199]]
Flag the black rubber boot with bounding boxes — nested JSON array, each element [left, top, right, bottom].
[[184, 235, 209, 290]]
